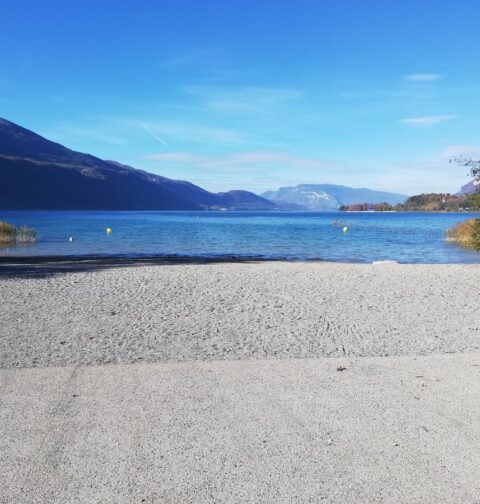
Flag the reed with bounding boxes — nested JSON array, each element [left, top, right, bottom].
[[446, 218, 480, 250], [0, 221, 16, 243], [16, 225, 38, 243], [0, 221, 38, 244]]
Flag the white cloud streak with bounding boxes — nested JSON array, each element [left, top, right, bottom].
[[403, 73, 444, 82], [146, 150, 332, 173], [140, 123, 168, 146], [185, 86, 303, 113], [130, 119, 248, 145], [400, 115, 456, 127]]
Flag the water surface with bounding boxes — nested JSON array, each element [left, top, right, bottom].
[[1, 211, 479, 264]]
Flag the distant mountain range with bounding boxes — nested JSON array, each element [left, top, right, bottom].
[[0, 118, 300, 211], [0, 118, 412, 212], [261, 184, 407, 211]]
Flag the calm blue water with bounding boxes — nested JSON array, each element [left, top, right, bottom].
[[1, 211, 480, 264]]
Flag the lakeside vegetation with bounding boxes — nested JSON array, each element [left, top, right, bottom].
[[444, 158, 480, 249], [340, 191, 480, 212], [0, 221, 37, 244], [339, 158, 480, 251], [446, 218, 480, 250]]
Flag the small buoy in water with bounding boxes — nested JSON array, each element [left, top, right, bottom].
[[343, 226, 348, 233], [106, 227, 112, 235], [68, 236, 73, 242]]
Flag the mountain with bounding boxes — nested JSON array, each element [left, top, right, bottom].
[[456, 179, 479, 196], [0, 118, 292, 211], [262, 184, 407, 211]]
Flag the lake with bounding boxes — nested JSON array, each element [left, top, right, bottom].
[[1, 210, 479, 264]]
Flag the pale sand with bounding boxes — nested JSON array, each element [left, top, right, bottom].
[[1, 262, 480, 503], [0, 262, 479, 367]]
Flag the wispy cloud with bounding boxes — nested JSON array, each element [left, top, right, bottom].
[[140, 123, 168, 146], [146, 150, 331, 173], [400, 114, 456, 127], [440, 145, 480, 159], [129, 119, 248, 145], [185, 86, 303, 113], [403, 73, 444, 82], [143, 150, 338, 192]]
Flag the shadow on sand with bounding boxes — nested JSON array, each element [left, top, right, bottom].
[[0, 255, 282, 279]]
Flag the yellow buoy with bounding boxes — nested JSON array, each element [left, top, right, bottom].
[[343, 226, 348, 233], [106, 227, 112, 235]]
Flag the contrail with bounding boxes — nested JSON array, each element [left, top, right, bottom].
[[140, 123, 168, 146]]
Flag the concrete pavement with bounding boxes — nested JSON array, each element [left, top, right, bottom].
[[2, 354, 480, 503]]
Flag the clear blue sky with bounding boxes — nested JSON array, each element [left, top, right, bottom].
[[1, 0, 480, 195]]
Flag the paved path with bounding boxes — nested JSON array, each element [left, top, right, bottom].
[[2, 354, 480, 503]]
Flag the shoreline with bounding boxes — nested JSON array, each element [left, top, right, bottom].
[[0, 254, 312, 278], [0, 254, 363, 278], [1, 253, 479, 279], [1, 252, 479, 265]]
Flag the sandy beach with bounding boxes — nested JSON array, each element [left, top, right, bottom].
[[1, 261, 479, 367], [1, 261, 480, 503]]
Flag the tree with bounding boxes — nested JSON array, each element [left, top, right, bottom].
[[450, 156, 480, 180]]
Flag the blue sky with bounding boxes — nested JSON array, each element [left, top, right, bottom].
[[1, 0, 480, 195]]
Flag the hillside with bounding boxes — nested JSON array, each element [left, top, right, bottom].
[[340, 192, 480, 212], [0, 118, 289, 211]]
